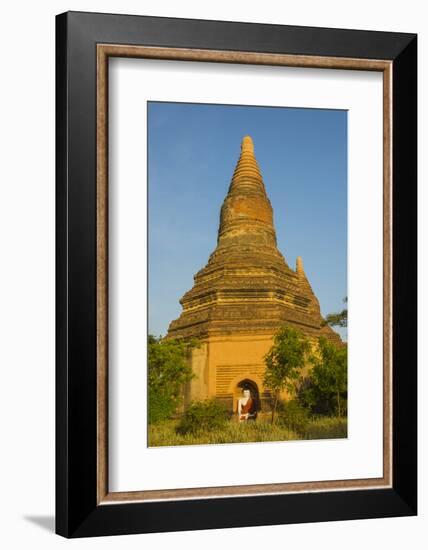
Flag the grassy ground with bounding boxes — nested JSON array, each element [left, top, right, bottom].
[[302, 416, 348, 440], [148, 414, 347, 447]]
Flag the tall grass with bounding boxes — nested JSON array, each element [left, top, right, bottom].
[[148, 414, 347, 447], [302, 416, 348, 440]]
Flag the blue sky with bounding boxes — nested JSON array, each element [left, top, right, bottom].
[[148, 102, 347, 340]]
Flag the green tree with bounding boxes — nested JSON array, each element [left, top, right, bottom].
[[263, 326, 310, 424], [301, 337, 347, 417], [148, 335, 197, 424], [324, 297, 348, 328]]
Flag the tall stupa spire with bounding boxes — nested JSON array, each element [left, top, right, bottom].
[[228, 135, 265, 194], [217, 135, 277, 251]]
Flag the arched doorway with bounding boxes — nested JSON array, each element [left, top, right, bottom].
[[234, 379, 260, 414]]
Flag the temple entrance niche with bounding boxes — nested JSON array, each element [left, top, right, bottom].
[[234, 379, 260, 414]]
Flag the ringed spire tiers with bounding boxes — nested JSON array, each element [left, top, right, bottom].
[[217, 135, 277, 252]]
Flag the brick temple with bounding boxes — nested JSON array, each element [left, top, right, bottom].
[[167, 136, 341, 411]]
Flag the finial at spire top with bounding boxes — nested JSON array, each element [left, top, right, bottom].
[[241, 135, 254, 153], [296, 256, 304, 274]]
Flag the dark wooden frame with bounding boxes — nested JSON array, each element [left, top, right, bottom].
[[56, 11, 417, 538]]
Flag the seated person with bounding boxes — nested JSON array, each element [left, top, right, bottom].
[[237, 388, 258, 422]]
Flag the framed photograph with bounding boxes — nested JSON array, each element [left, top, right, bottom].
[[56, 11, 417, 537]]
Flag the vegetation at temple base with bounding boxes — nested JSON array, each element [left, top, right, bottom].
[[263, 326, 310, 424], [148, 414, 347, 446], [148, 335, 198, 424], [147, 326, 348, 446], [276, 399, 310, 434], [298, 337, 348, 417], [176, 399, 229, 436]]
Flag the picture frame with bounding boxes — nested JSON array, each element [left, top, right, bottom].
[[56, 11, 417, 538]]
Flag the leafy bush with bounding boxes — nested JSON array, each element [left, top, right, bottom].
[[297, 376, 333, 416], [148, 387, 178, 425], [277, 399, 310, 433], [298, 337, 347, 417], [148, 335, 197, 424], [176, 400, 228, 435]]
